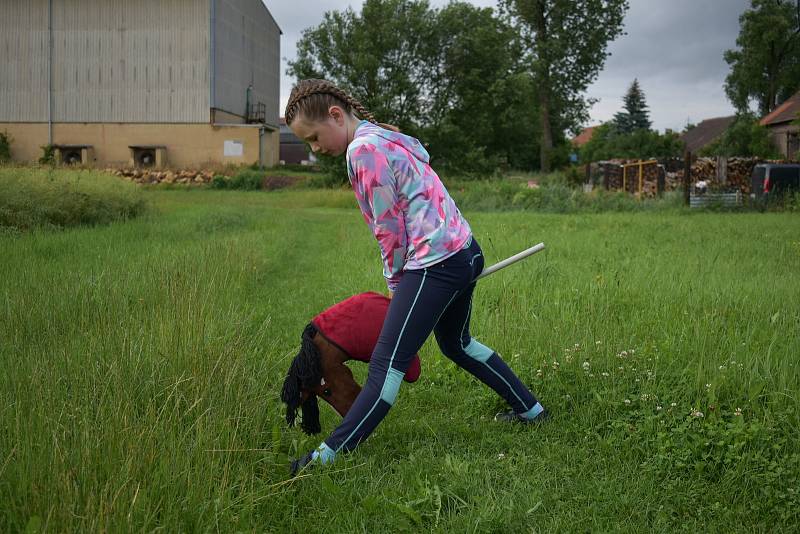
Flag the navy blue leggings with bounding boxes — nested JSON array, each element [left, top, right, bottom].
[[320, 238, 540, 457]]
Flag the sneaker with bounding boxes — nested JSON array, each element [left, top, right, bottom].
[[494, 408, 550, 424]]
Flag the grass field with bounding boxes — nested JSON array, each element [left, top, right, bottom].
[[1, 176, 799, 532]]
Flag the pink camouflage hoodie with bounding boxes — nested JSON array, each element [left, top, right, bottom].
[[346, 121, 472, 291]]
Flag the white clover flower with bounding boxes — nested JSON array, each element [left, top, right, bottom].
[[497, 453, 506, 459], [671, 402, 677, 407], [589, 373, 595, 377], [602, 372, 610, 377], [624, 399, 631, 405], [565, 353, 574, 363], [656, 405, 662, 411], [734, 407, 742, 417], [692, 410, 704, 418], [705, 383, 711, 389], [595, 340, 602, 345], [582, 361, 590, 371], [618, 366, 625, 371]]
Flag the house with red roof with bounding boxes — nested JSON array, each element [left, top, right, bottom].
[[760, 89, 800, 159]]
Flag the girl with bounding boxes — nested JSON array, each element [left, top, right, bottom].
[[285, 79, 547, 475]]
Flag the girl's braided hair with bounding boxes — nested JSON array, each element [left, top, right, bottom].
[[284, 79, 398, 132]]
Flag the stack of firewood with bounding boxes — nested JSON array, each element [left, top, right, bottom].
[[665, 157, 760, 194], [598, 159, 661, 196]]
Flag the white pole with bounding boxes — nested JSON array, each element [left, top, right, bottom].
[[475, 243, 546, 281]]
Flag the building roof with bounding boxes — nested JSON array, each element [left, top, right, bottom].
[[760, 89, 800, 127], [680, 116, 735, 153], [571, 126, 599, 147]]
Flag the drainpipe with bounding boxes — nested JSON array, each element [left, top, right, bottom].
[[258, 125, 265, 169], [209, 0, 216, 123], [246, 84, 252, 122], [48, 0, 53, 145]]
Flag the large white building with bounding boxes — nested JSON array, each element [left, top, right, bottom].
[[0, 0, 281, 168]]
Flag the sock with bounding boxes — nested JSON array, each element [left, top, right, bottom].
[[310, 442, 336, 464], [519, 402, 544, 420]]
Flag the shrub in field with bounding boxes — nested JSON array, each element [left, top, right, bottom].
[[0, 130, 11, 163], [211, 169, 304, 191], [0, 167, 146, 230], [39, 144, 56, 165], [448, 176, 683, 213]]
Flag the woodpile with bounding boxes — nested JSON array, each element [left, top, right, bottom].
[[597, 160, 662, 197], [666, 157, 759, 195], [105, 168, 217, 185]]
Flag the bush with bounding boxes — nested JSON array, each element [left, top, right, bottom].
[[448, 175, 684, 213], [0, 131, 11, 163], [0, 167, 147, 231], [39, 144, 56, 165]]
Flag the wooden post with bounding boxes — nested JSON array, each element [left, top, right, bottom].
[[638, 161, 644, 198], [657, 165, 665, 197], [585, 163, 591, 185], [683, 150, 692, 206], [623, 165, 627, 193]]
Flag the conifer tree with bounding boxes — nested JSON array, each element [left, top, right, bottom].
[[613, 79, 651, 134]]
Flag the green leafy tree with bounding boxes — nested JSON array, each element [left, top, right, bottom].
[[612, 79, 651, 134], [288, 0, 540, 177], [499, 0, 629, 172], [288, 0, 434, 132], [724, 0, 800, 114], [580, 123, 683, 162], [699, 113, 781, 158], [420, 3, 540, 173]]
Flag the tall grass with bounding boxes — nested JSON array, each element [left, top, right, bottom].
[[0, 167, 146, 231], [1, 182, 799, 531]]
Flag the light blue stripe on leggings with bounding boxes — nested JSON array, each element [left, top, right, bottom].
[[334, 270, 427, 454]]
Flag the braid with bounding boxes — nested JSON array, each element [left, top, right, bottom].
[[285, 79, 377, 125]]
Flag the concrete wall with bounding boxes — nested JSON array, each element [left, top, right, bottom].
[[212, 0, 280, 126], [0, 0, 210, 123], [0, 122, 278, 167]]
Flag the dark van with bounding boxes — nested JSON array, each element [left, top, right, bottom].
[[750, 164, 800, 199]]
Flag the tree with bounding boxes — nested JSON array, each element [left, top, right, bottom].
[[612, 79, 651, 134], [499, 0, 629, 172], [288, 0, 434, 132], [724, 0, 800, 115], [288, 0, 541, 176], [580, 123, 683, 162]]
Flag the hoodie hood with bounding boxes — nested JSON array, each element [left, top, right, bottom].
[[351, 121, 430, 165]]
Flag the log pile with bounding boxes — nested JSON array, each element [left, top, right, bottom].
[[598, 160, 662, 197], [105, 168, 218, 185], [665, 157, 760, 195]]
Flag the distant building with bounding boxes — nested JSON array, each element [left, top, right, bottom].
[[760, 90, 800, 159], [571, 126, 599, 148], [680, 116, 735, 154], [279, 118, 315, 165], [0, 0, 282, 168]]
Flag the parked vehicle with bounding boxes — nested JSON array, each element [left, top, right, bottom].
[[750, 164, 800, 199]]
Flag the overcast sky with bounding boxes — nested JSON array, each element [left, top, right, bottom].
[[264, 0, 750, 133]]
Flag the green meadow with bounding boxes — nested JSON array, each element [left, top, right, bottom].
[[1, 168, 799, 532]]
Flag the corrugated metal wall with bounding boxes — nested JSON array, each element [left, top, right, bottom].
[[0, 0, 210, 123], [213, 0, 280, 126], [0, 1, 50, 121]]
